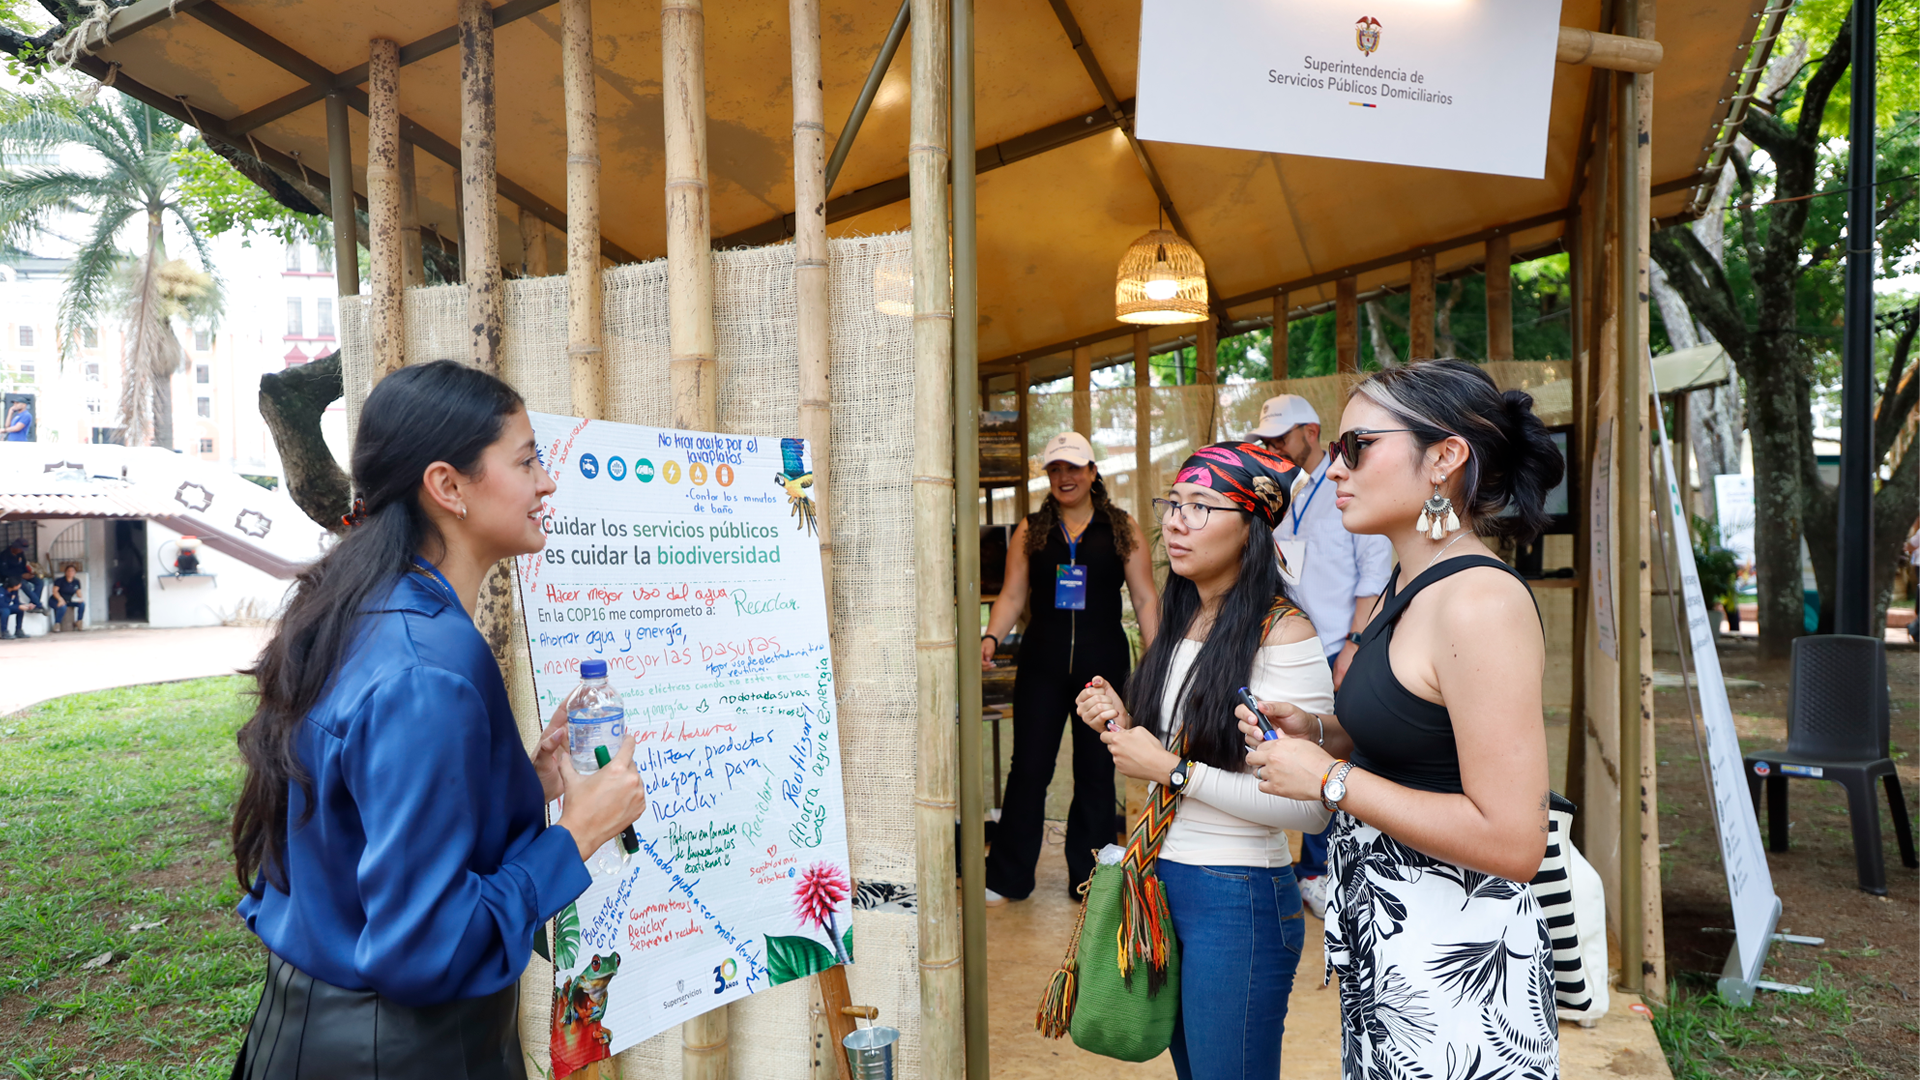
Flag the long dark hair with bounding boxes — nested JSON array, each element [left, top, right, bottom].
[[1126, 515, 1291, 773], [1026, 474, 1137, 561], [1353, 359, 1565, 545], [232, 361, 525, 892]]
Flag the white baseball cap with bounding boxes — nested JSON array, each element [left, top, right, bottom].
[[1248, 394, 1320, 440], [1039, 431, 1096, 467]]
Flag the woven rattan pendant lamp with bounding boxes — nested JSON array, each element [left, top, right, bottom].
[[1116, 217, 1208, 324]]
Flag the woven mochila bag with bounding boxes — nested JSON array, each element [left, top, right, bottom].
[[1035, 596, 1299, 1062]]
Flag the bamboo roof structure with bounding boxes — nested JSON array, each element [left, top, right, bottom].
[[74, 0, 1767, 381]]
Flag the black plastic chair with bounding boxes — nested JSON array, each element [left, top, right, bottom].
[[1744, 635, 1918, 894]]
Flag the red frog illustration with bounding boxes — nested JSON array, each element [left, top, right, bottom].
[[550, 952, 620, 1078]]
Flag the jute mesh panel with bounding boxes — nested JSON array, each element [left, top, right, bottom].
[[342, 232, 923, 1079]]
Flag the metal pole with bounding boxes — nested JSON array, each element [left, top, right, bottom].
[[826, 0, 910, 196], [1835, 0, 1876, 635], [325, 92, 360, 296], [951, 1, 987, 1076]]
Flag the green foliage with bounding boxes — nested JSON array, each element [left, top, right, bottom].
[[1652, 967, 1856, 1080], [170, 141, 328, 248], [552, 902, 582, 970], [764, 933, 836, 986], [0, 677, 260, 1078], [1691, 515, 1741, 607], [1777, 0, 1920, 135]]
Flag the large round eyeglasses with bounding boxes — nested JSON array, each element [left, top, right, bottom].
[[1152, 498, 1244, 529]]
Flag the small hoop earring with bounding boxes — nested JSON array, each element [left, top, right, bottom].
[[1416, 475, 1459, 540]]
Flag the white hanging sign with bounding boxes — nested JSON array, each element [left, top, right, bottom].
[[515, 413, 852, 1074], [1135, 0, 1563, 178]]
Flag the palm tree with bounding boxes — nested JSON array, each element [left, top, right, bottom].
[[0, 91, 219, 448]]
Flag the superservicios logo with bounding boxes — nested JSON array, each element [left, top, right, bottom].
[[712, 957, 739, 994], [579, 453, 599, 479]]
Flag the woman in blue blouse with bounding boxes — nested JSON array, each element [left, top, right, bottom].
[[229, 361, 647, 1078]]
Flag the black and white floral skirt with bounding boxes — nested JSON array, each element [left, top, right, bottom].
[[1323, 813, 1559, 1080]]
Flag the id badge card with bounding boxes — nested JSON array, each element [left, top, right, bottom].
[[1054, 564, 1088, 610], [1275, 539, 1307, 590]]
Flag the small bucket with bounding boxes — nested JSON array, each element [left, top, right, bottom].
[[842, 1024, 900, 1080]]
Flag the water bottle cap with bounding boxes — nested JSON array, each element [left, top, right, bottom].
[[580, 659, 607, 679]]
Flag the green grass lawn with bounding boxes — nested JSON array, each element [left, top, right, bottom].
[[0, 678, 260, 1079]]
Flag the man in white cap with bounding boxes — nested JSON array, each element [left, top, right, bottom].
[[1248, 393, 1392, 917]]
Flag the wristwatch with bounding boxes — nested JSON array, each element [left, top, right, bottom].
[[1320, 760, 1356, 812], [1166, 760, 1196, 795]]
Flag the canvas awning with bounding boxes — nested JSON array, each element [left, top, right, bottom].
[[74, 0, 1769, 383], [1650, 341, 1734, 397]]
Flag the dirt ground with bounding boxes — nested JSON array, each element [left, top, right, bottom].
[[1653, 637, 1920, 1078]]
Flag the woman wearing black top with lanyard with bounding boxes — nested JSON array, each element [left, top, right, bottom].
[[980, 431, 1158, 903], [1239, 360, 1566, 1080]]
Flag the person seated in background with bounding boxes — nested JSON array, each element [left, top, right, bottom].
[[52, 563, 84, 632], [0, 577, 17, 641], [0, 539, 27, 581], [9, 564, 45, 637]]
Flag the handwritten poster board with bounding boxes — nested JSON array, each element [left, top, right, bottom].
[[1135, 0, 1562, 178], [515, 413, 852, 1074]]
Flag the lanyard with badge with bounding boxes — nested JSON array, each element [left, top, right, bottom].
[[1054, 521, 1088, 610], [1275, 461, 1327, 588]]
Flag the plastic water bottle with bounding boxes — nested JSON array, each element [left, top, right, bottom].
[[568, 659, 625, 775]]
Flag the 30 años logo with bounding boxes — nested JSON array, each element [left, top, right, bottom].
[[1355, 15, 1381, 56], [712, 957, 739, 994]]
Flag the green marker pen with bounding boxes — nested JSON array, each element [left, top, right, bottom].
[[594, 743, 642, 859]]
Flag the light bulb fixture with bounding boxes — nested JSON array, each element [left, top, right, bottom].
[[1116, 228, 1207, 324]]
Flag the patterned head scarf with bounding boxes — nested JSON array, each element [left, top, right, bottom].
[[1173, 441, 1302, 530]]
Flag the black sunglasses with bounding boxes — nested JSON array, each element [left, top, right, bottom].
[[1326, 428, 1414, 467]]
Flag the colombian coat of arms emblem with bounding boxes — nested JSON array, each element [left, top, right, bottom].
[[1355, 16, 1381, 56]]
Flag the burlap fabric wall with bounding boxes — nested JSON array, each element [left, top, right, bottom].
[[343, 232, 923, 1078]]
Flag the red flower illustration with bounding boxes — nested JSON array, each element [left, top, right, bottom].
[[793, 862, 852, 963]]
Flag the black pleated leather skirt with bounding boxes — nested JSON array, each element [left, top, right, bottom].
[[230, 953, 525, 1080]]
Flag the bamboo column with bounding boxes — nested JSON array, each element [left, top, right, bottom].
[[1014, 361, 1031, 519], [1486, 234, 1513, 362], [398, 139, 426, 288], [1072, 345, 1092, 437], [1613, 38, 1644, 997], [664, 0, 717, 433], [459, 0, 503, 368], [1196, 317, 1218, 443], [563, 0, 604, 422], [1335, 278, 1358, 374], [520, 209, 549, 277], [1270, 293, 1287, 380], [1409, 255, 1436, 360], [792, 0, 833, 607], [367, 38, 404, 380], [1133, 329, 1151, 519], [909, 0, 962, 1074], [324, 93, 359, 296], [662, 1, 728, 1073]]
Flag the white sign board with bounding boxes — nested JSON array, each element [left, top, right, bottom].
[[1713, 473, 1756, 592], [515, 414, 852, 1075], [1647, 363, 1780, 995], [1135, 0, 1563, 178]]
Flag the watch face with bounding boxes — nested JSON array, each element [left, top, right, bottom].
[[1324, 778, 1346, 803], [1170, 767, 1187, 787]]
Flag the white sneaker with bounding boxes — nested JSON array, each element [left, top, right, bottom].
[[983, 887, 1008, 908], [1298, 874, 1329, 919]]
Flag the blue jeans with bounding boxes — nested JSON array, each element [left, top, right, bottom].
[[1157, 860, 1306, 1080]]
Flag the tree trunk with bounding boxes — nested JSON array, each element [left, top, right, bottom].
[[259, 350, 351, 531], [1745, 361, 1811, 657], [1364, 299, 1400, 367]]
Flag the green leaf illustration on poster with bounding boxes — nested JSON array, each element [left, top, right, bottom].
[[554, 903, 582, 971], [765, 934, 836, 985], [842, 927, 854, 965]]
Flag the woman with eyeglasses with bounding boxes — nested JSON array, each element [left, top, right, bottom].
[[1239, 359, 1566, 1080], [1075, 442, 1334, 1080], [981, 431, 1159, 904], [229, 361, 648, 1078]]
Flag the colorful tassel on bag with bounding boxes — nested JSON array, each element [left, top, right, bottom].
[[1036, 876, 1093, 1037]]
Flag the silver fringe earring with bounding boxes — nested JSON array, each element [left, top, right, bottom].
[[1415, 476, 1460, 540]]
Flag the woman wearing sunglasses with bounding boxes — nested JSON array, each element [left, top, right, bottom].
[[1239, 359, 1565, 1080], [1075, 441, 1334, 1080]]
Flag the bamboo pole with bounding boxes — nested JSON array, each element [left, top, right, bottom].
[[952, 2, 987, 1071], [367, 37, 404, 380], [562, 0, 604, 422], [1566, 208, 1589, 810], [1270, 292, 1287, 380], [1613, 43, 1644, 998], [1408, 255, 1435, 360], [324, 93, 359, 296], [1133, 329, 1151, 520], [451, 175, 466, 283], [1335, 277, 1358, 374], [1556, 25, 1664, 73], [792, 0, 833, 609], [909, 0, 961, 1074], [1014, 361, 1031, 520], [520, 209, 549, 277], [1196, 317, 1218, 443], [459, 0, 502, 369], [662, 1, 728, 1072], [664, 0, 717, 434], [398, 138, 426, 288], [1486, 234, 1513, 362], [1631, 0, 1664, 1002], [1072, 345, 1092, 437]]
